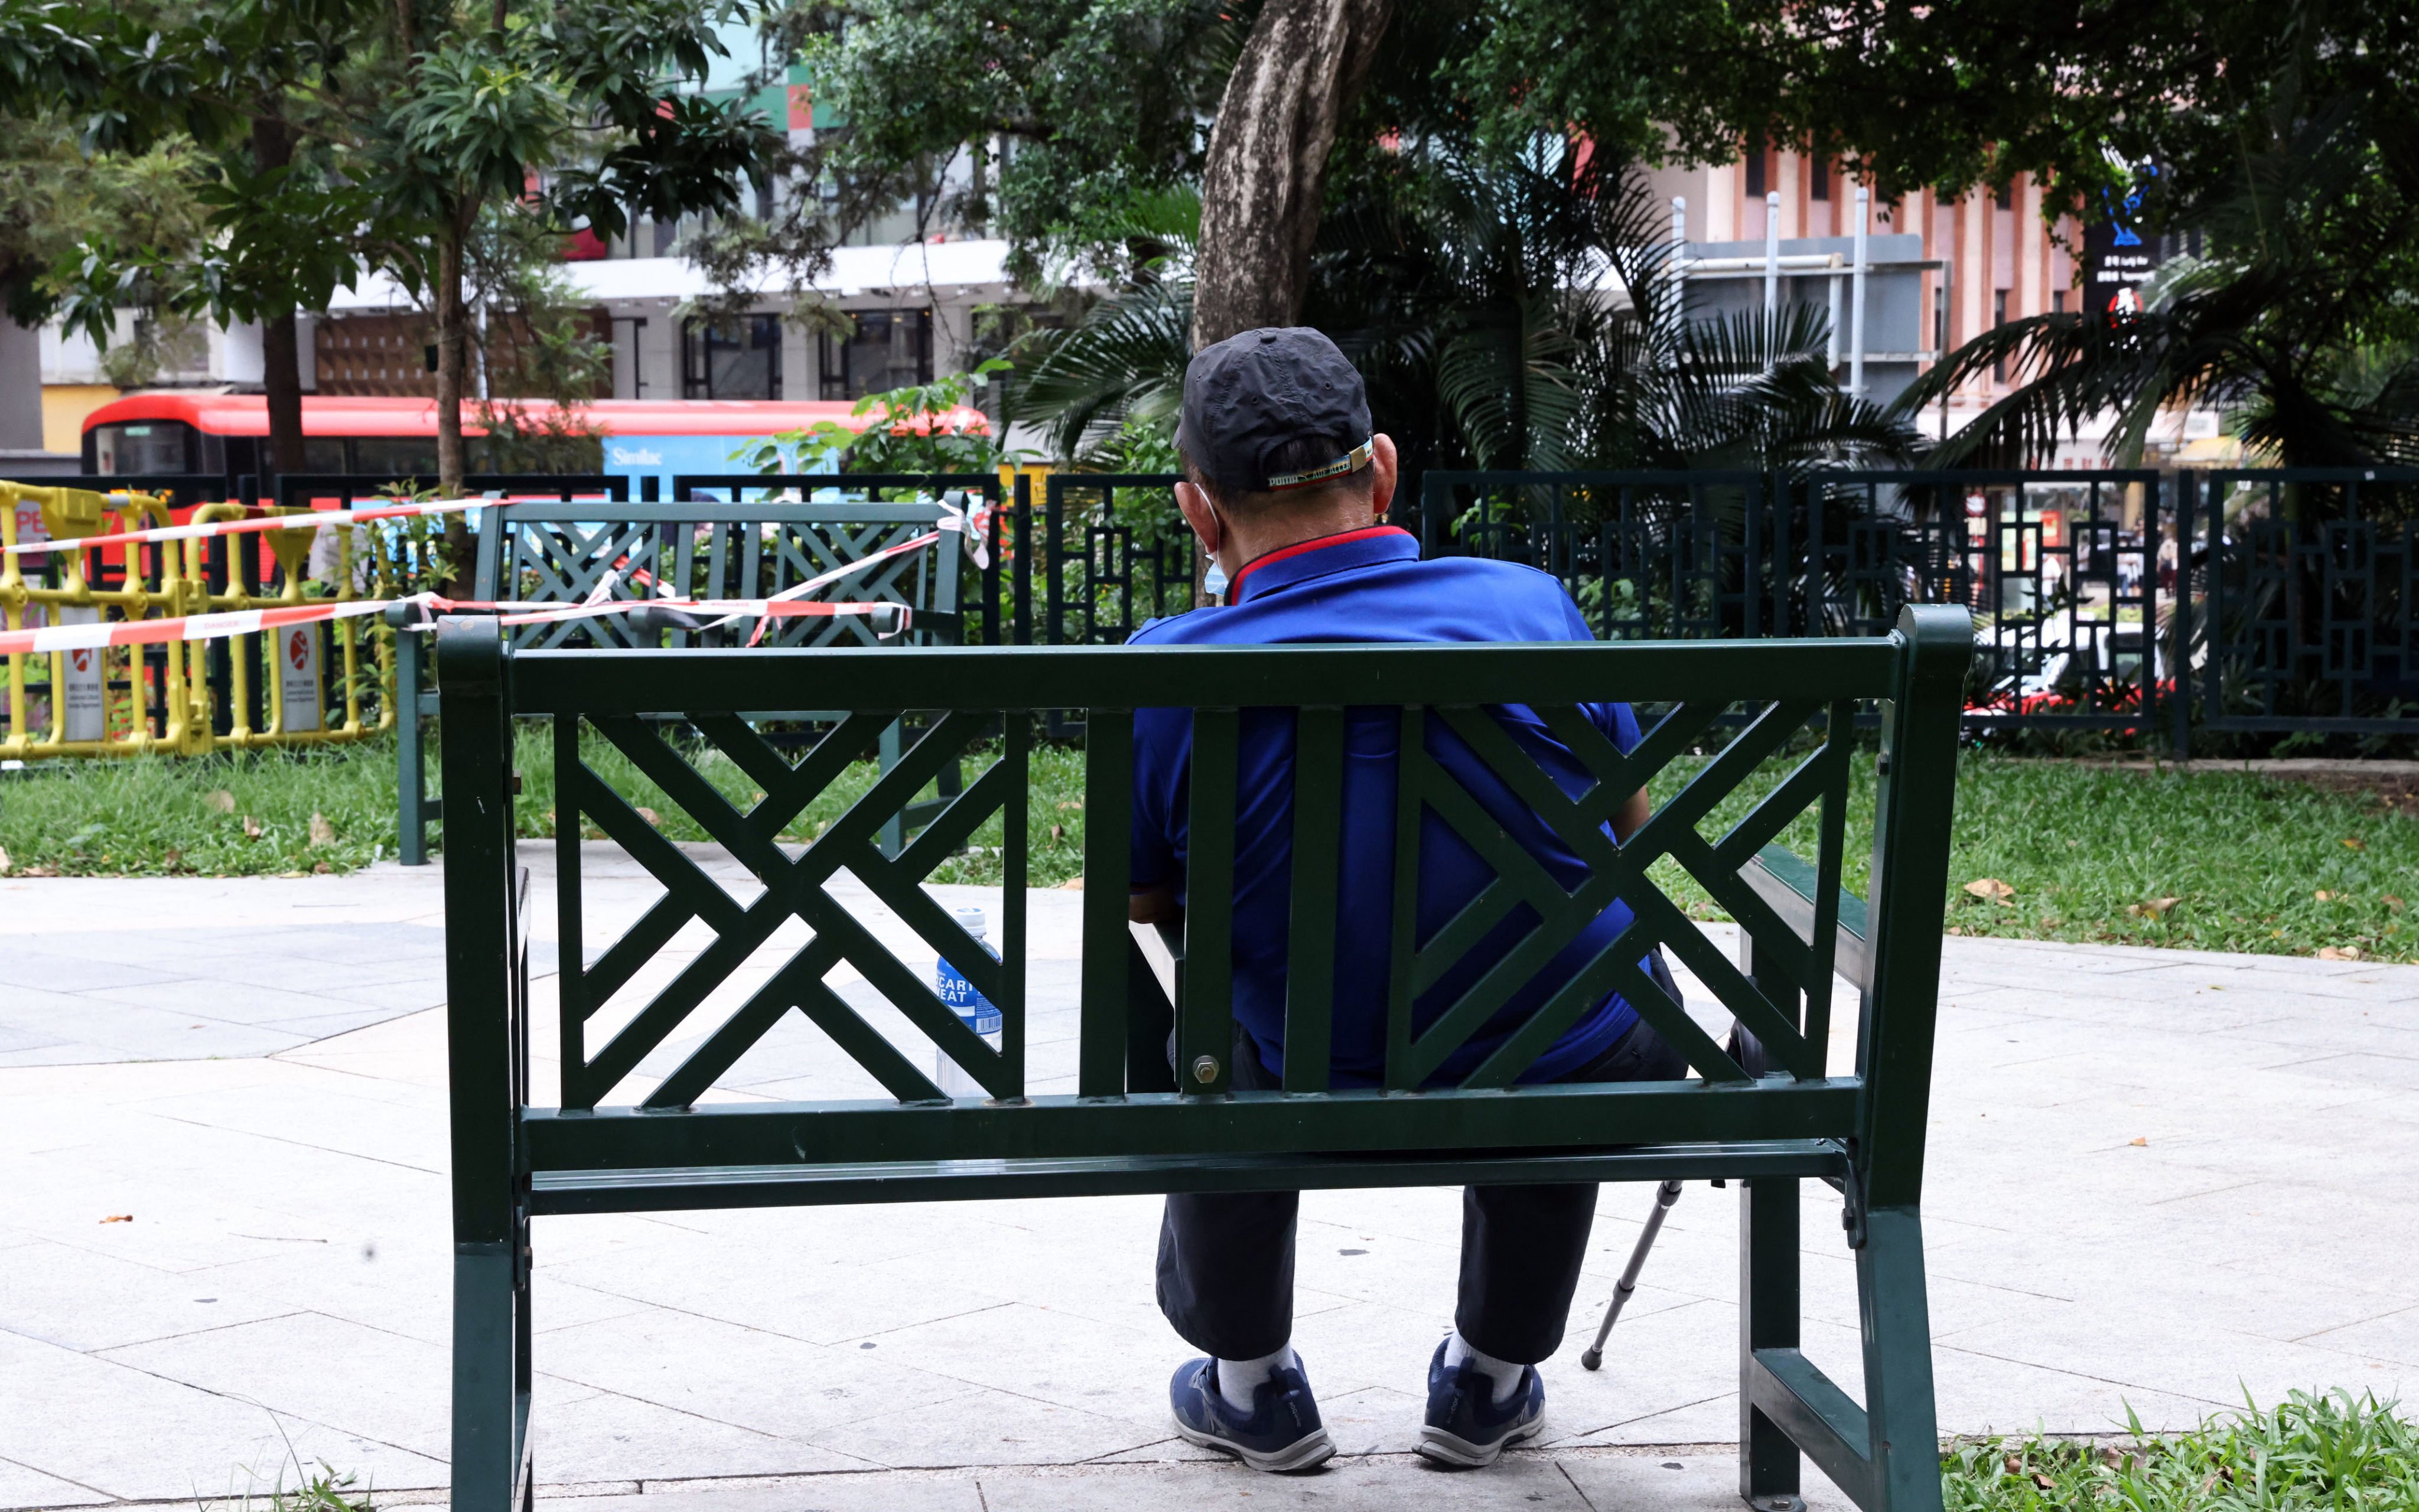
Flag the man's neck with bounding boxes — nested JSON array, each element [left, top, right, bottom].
[[1219, 507, 1386, 580]]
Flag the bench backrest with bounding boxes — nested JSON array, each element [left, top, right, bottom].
[[471, 501, 963, 650], [437, 606, 1967, 1221]]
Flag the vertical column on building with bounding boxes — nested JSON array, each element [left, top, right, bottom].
[[1707, 162, 1739, 244], [1959, 190, 1990, 402]]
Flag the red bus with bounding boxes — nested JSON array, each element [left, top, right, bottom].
[[80, 392, 989, 499]]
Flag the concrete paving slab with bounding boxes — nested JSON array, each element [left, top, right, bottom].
[[0, 1462, 106, 1512], [529, 1383, 877, 1483], [0, 1240, 298, 1352], [0, 1327, 448, 1502]]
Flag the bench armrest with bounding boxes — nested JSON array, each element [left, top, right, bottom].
[[1740, 843, 1872, 993]]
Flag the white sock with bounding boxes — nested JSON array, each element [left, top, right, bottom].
[[1215, 1344, 1296, 1413], [1444, 1330, 1525, 1406]]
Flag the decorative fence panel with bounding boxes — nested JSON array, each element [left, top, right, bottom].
[[2196, 469, 2419, 737]]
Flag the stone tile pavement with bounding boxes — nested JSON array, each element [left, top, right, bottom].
[[2, 853, 2415, 1511]]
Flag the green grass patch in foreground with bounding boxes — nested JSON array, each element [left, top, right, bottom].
[[1943, 1390, 2419, 1511], [1, 735, 2412, 961]]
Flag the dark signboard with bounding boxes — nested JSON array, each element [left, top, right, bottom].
[[2082, 161, 2163, 325]]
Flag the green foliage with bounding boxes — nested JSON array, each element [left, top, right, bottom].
[[1017, 144, 1916, 472], [0, 112, 205, 325], [1901, 48, 2419, 471], [1652, 747, 2419, 962], [1941, 1391, 2419, 1512], [740, 359, 1015, 475], [0, 744, 402, 878], [776, 0, 1237, 279]]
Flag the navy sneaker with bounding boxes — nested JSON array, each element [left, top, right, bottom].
[[1417, 1338, 1545, 1467], [1168, 1354, 1337, 1472]]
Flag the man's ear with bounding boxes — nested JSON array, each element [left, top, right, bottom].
[[1175, 479, 1222, 554], [1366, 434, 1399, 521]]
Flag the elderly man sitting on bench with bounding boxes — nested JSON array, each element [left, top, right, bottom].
[[1126, 327, 1683, 1472]]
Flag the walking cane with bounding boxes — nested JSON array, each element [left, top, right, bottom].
[[1578, 1179, 1684, 1370]]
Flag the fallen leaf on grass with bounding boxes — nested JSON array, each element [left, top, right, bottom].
[[312, 861, 333, 875], [308, 812, 336, 847], [636, 806, 660, 826], [205, 789, 235, 814], [750, 791, 766, 805], [1057, 800, 1083, 811], [100, 1214, 132, 1223], [2344, 836, 2366, 850], [2387, 895, 2407, 912], [0, 845, 10, 875], [1060, 876, 1085, 891], [241, 814, 263, 840], [2127, 897, 2183, 918], [2128, 1136, 2147, 1146], [2031, 1472, 2056, 1492], [2319, 946, 2363, 961], [2315, 889, 2337, 902], [1962, 878, 2014, 904], [1049, 823, 1066, 841]]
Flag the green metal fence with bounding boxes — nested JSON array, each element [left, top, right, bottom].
[[438, 604, 1970, 1511]]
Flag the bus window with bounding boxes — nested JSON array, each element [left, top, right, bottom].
[[352, 437, 442, 477], [91, 421, 196, 475]]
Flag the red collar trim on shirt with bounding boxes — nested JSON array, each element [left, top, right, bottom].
[[1225, 525, 1414, 605]]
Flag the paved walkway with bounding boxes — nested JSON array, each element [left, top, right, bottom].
[[2, 856, 2415, 1511]]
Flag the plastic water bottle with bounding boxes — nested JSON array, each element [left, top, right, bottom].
[[935, 905, 1002, 1097]]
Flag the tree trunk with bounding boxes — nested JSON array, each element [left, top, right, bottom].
[[259, 309, 306, 477], [434, 213, 470, 497], [249, 115, 307, 480], [434, 211, 474, 593], [1190, 0, 1393, 348]]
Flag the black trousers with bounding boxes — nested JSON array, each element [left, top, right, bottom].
[[1155, 1007, 1690, 1366]]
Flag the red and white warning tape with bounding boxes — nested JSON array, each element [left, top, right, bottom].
[[0, 591, 911, 658], [1, 496, 514, 558]]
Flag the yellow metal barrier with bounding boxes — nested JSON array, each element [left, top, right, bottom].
[[1, 482, 399, 760]]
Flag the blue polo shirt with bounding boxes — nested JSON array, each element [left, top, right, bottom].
[[1128, 524, 1645, 1088]]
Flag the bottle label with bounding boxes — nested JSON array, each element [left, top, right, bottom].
[[936, 956, 1002, 1037]]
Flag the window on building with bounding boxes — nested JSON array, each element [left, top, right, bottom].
[[1744, 144, 1766, 198], [1811, 158, 1831, 201], [1933, 286, 1948, 353], [682, 315, 783, 400], [819, 309, 934, 400], [2053, 291, 2069, 315], [1992, 290, 2011, 383], [1995, 181, 2013, 210]]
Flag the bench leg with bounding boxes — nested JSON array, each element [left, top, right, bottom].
[[451, 1234, 531, 1512], [1739, 1175, 1805, 1512], [1855, 1207, 1943, 1512]]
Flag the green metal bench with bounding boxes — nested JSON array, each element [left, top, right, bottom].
[[396, 498, 965, 864], [437, 604, 1969, 1512]]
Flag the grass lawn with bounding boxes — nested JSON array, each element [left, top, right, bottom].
[[1942, 1390, 2419, 1511], [1, 730, 2413, 963]]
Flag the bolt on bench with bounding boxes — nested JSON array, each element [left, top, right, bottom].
[[438, 604, 1969, 1512]]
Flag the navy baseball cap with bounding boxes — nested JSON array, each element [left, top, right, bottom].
[[1177, 327, 1374, 494]]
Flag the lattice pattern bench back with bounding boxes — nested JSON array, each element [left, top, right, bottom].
[[470, 501, 962, 650], [435, 608, 1967, 1208]]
